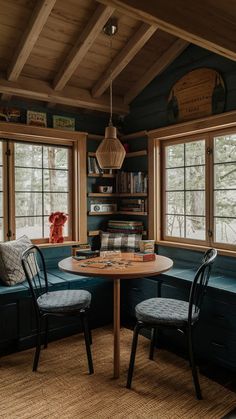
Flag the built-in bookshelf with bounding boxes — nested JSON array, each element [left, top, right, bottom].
[[87, 133, 148, 241]]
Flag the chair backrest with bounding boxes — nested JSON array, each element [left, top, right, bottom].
[[188, 248, 217, 325], [21, 245, 48, 313]]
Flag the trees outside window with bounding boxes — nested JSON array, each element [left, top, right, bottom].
[[0, 141, 71, 242]]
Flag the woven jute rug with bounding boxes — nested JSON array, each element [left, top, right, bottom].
[[0, 327, 235, 419]]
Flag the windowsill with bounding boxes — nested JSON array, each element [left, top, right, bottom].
[[156, 240, 236, 258], [37, 241, 80, 249]]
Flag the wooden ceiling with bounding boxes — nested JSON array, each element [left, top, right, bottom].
[[0, 0, 234, 115]]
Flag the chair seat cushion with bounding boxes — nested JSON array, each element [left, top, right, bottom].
[[135, 298, 199, 326], [37, 289, 91, 313]]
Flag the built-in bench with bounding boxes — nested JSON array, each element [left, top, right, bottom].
[[0, 245, 113, 355], [1, 244, 236, 372]]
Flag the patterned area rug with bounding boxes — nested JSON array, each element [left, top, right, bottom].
[[0, 327, 236, 418]]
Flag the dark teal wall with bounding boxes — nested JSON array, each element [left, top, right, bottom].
[[0, 97, 108, 135], [123, 44, 236, 133]]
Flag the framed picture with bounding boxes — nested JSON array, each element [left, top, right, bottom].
[[27, 110, 47, 127], [53, 115, 75, 131], [0, 107, 21, 122]]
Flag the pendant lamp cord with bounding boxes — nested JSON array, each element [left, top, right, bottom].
[[109, 37, 113, 127]]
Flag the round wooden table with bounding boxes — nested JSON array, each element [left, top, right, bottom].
[[58, 252, 173, 378]]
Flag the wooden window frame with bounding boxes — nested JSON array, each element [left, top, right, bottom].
[[148, 110, 236, 255], [0, 122, 87, 245]]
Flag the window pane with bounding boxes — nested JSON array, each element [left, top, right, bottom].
[[215, 190, 236, 217], [215, 218, 236, 244], [0, 218, 3, 241], [215, 163, 236, 189], [15, 168, 42, 191], [44, 193, 68, 215], [15, 217, 43, 239], [166, 192, 184, 214], [15, 193, 42, 216], [166, 215, 184, 237], [186, 216, 205, 240], [185, 166, 205, 190], [166, 144, 184, 168], [186, 191, 205, 216], [15, 144, 42, 167], [0, 167, 2, 191], [185, 140, 205, 166], [214, 134, 236, 163], [43, 147, 68, 169], [166, 168, 184, 190], [44, 170, 68, 192]]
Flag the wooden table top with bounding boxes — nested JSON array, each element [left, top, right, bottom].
[[58, 252, 173, 280]]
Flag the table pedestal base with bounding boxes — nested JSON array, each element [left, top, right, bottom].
[[113, 278, 120, 378]]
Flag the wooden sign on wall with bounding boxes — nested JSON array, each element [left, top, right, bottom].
[[167, 68, 225, 123]]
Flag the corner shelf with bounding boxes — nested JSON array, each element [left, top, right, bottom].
[[88, 211, 147, 216], [88, 229, 147, 237], [88, 193, 147, 197], [88, 173, 115, 178]]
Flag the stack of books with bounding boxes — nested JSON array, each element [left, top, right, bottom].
[[107, 220, 144, 234], [133, 252, 156, 262], [119, 198, 147, 212], [116, 171, 148, 193]]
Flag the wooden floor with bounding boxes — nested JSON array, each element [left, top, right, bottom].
[[0, 327, 236, 419]]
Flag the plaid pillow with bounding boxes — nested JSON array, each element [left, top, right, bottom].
[[100, 232, 141, 253]]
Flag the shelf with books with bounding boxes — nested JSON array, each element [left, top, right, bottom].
[[87, 173, 115, 178], [88, 193, 147, 197], [118, 211, 147, 216]]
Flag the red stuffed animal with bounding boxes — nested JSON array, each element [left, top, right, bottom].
[[49, 212, 68, 243]]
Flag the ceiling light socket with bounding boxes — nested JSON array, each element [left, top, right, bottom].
[[103, 18, 118, 37]]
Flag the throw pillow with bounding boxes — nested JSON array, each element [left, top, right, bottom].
[[100, 232, 142, 253], [0, 235, 37, 286]]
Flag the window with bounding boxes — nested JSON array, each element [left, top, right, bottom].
[[161, 130, 236, 250], [0, 141, 72, 243], [14, 143, 70, 240]]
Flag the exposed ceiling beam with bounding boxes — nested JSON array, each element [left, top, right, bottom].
[[53, 4, 114, 91], [7, 0, 56, 82], [124, 38, 189, 104], [92, 23, 156, 98], [0, 76, 128, 114], [98, 0, 236, 61]]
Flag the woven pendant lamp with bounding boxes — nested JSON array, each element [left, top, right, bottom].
[[96, 19, 126, 170]]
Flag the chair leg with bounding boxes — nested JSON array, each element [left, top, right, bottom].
[[44, 317, 49, 349], [88, 326, 92, 345], [149, 327, 157, 360], [126, 322, 143, 389], [188, 327, 202, 400], [81, 312, 94, 375], [33, 320, 42, 372]]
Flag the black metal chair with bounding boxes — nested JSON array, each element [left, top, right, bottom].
[[21, 245, 94, 374], [126, 248, 217, 399]]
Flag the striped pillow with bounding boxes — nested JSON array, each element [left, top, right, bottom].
[[100, 232, 141, 253]]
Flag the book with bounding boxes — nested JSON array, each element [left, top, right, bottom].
[[132, 253, 156, 262], [75, 250, 100, 258]]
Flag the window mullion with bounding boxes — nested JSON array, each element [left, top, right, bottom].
[[7, 142, 16, 241], [206, 134, 214, 247]]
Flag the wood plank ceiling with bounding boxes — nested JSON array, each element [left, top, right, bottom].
[[0, 0, 234, 115]]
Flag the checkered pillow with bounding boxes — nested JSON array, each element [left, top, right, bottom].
[[100, 232, 141, 252], [0, 235, 38, 286]]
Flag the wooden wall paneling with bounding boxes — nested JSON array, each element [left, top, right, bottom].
[[148, 136, 160, 241], [124, 38, 189, 104], [0, 76, 128, 114], [7, 0, 57, 82], [98, 0, 236, 61], [2, 142, 9, 241], [92, 23, 156, 97], [76, 134, 87, 243], [53, 4, 115, 91]]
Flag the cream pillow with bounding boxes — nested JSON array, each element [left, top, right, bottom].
[[0, 235, 35, 286]]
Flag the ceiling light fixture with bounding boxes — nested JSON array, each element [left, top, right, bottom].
[[95, 18, 126, 170]]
